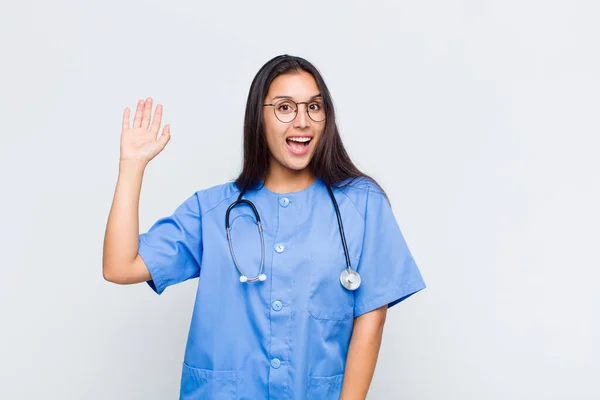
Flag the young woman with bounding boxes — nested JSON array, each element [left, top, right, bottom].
[[103, 54, 426, 399]]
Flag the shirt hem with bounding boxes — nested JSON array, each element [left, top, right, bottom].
[[354, 280, 427, 318]]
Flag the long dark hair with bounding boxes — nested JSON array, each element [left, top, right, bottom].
[[234, 54, 386, 198]]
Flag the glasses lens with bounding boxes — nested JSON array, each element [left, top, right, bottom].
[[274, 100, 297, 123], [307, 101, 326, 122]]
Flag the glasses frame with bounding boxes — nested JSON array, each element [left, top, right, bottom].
[[263, 99, 326, 123]]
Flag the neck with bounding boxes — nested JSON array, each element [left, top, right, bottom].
[[264, 164, 316, 194]]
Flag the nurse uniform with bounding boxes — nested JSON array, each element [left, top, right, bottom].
[[138, 176, 426, 399]]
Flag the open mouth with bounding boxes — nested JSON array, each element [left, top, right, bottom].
[[286, 136, 312, 153]]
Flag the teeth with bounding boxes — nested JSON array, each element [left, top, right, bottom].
[[288, 137, 311, 142]]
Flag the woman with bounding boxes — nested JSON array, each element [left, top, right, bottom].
[[103, 54, 426, 399]]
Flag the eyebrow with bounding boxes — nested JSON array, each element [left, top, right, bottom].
[[271, 93, 323, 101]]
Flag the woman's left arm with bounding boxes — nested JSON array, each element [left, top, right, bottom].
[[339, 304, 388, 400]]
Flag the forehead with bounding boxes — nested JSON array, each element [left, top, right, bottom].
[[266, 71, 320, 100]]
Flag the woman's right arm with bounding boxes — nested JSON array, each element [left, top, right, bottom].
[[102, 97, 171, 284]]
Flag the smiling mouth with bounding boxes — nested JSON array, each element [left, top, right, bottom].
[[286, 137, 312, 151]]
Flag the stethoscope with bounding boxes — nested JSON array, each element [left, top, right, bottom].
[[225, 184, 361, 291]]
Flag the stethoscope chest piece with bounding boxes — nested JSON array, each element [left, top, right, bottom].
[[340, 268, 361, 291]]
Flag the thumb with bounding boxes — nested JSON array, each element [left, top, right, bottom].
[[157, 124, 171, 148]]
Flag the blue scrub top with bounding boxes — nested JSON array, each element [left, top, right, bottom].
[[138, 177, 426, 399]]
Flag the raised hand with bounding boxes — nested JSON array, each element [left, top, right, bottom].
[[120, 97, 171, 165]]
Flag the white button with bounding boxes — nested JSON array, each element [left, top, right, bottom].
[[274, 244, 285, 253], [279, 197, 290, 207], [272, 300, 283, 311], [271, 358, 281, 369]]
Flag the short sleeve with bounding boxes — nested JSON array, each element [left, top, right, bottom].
[[138, 193, 202, 295], [353, 186, 426, 317]]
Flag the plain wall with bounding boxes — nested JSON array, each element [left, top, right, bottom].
[[1, 0, 598, 398]]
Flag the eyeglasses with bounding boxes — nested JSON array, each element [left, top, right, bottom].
[[263, 99, 326, 123]]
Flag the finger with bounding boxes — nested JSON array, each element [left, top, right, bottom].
[[149, 104, 163, 136], [133, 99, 145, 128], [141, 97, 153, 129], [157, 124, 171, 148], [122, 107, 130, 131]]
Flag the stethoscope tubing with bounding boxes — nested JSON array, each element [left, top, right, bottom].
[[226, 194, 266, 282], [226, 183, 359, 289]]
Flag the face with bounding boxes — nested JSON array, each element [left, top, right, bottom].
[[262, 71, 325, 176]]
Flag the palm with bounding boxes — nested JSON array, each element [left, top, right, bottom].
[[120, 98, 170, 163]]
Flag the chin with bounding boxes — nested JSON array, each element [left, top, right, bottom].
[[284, 161, 311, 172], [270, 149, 315, 173]]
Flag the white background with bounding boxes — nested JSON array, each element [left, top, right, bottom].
[[1, 0, 598, 398]]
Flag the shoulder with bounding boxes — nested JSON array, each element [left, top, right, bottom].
[[332, 177, 387, 220], [335, 177, 384, 194], [192, 181, 241, 217]]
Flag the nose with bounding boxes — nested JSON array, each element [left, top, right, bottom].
[[293, 103, 310, 128]]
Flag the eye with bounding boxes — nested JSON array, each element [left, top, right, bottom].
[[309, 102, 322, 111], [276, 100, 296, 114]]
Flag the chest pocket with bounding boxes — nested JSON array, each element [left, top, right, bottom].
[[308, 251, 358, 321]]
